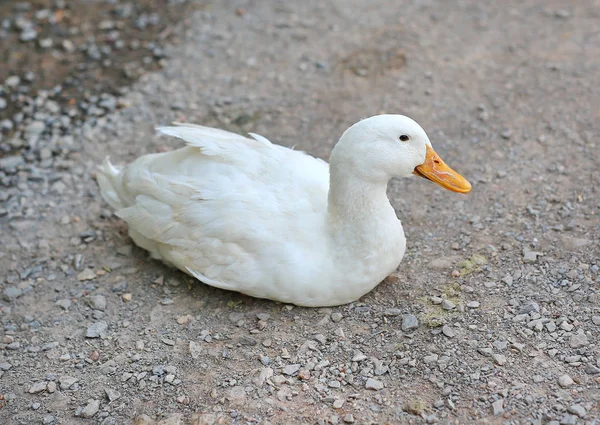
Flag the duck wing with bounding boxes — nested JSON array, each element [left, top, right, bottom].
[[98, 123, 330, 298]]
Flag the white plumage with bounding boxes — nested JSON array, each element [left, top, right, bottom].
[[97, 115, 471, 306]]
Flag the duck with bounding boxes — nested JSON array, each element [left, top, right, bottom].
[[96, 114, 471, 307]]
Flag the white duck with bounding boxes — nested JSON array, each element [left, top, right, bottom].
[[97, 115, 471, 307]]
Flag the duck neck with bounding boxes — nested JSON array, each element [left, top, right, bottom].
[[326, 165, 396, 240], [324, 154, 405, 300]]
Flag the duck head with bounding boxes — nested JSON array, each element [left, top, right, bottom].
[[332, 114, 471, 193]]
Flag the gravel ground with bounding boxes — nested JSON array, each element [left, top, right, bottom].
[[0, 0, 196, 145], [1, 0, 599, 424]]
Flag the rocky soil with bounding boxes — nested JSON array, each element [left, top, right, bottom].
[[1, 0, 599, 424]]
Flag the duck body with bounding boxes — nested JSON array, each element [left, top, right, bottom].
[[97, 115, 470, 307]]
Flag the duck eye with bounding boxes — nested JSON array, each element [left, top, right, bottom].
[[399, 135, 410, 142]]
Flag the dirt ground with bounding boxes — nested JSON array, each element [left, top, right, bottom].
[[1, 0, 599, 424]]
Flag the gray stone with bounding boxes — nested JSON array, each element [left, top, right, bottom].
[[56, 299, 71, 310], [88, 295, 107, 311], [99, 94, 118, 111], [81, 399, 100, 418], [561, 321, 574, 331], [569, 333, 589, 348], [401, 314, 419, 331], [86, 321, 108, 338], [7, 342, 21, 350], [20, 27, 38, 41], [442, 299, 456, 310], [5, 76, 20, 87], [328, 380, 341, 388], [101, 417, 117, 425], [492, 340, 508, 351], [567, 404, 586, 418], [331, 312, 343, 322], [492, 398, 504, 415], [283, 364, 300, 376], [559, 414, 578, 425], [518, 301, 540, 314], [584, 364, 600, 375], [442, 325, 455, 338], [374, 365, 388, 375], [352, 352, 367, 362], [557, 374, 574, 388], [502, 274, 513, 285], [28, 381, 47, 394], [38, 38, 53, 48], [478, 347, 493, 357], [3, 287, 23, 301], [523, 250, 541, 263], [493, 354, 507, 365], [77, 269, 96, 281], [256, 313, 270, 321], [189, 341, 202, 359], [252, 367, 273, 387], [62, 39, 76, 52], [365, 378, 384, 390], [105, 388, 121, 402], [59, 375, 78, 390], [384, 308, 402, 316], [26, 121, 45, 136], [238, 336, 257, 346], [228, 312, 244, 323], [0, 119, 14, 132]]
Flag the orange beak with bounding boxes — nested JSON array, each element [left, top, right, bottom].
[[413, 145, 472, 194]]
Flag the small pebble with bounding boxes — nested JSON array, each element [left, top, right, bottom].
[[493, 354, 507, 366], [365, 378, 384, 390], [401, 314, 419, 331], [567, 404, 586, 418], [28, 381, 47, 394], [442, 299, 456, 310], [88, 295, 107, 311], [492, 399, 504, 415], [77, 269, 97, 281], [333, 399, 344, 409], [298, 369, 311, 380], [283, 364, 300, 376], [569, 333, 589, 348], [558, 374, 574, 388], [81, 399, 100, 418], [101, 388, 118, 403], [331, 312, 343, 322], [86, 321, 108, 338], [442, 325, 455, 338]]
